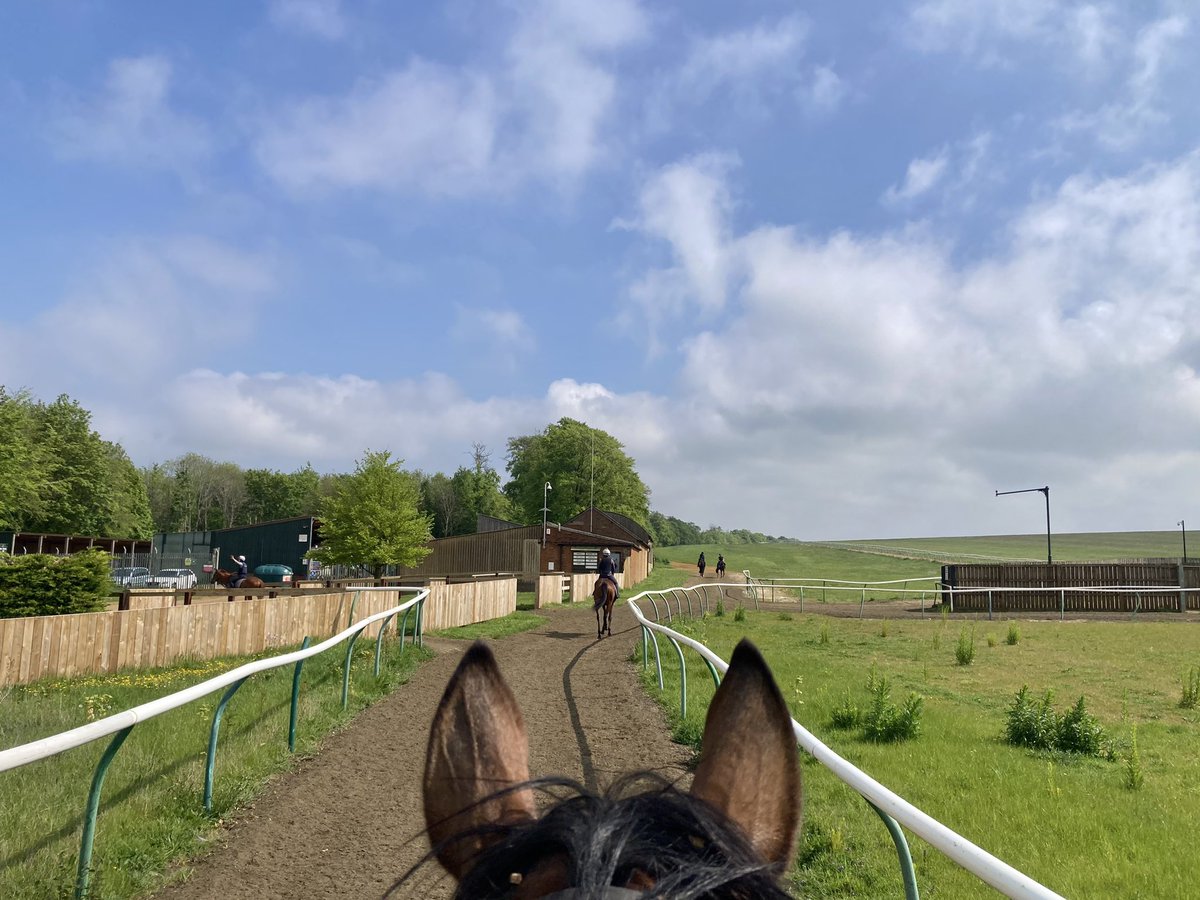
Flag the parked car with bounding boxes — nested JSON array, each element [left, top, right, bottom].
[[111, 566, 151, 587], [147, 568, 198, 589], [253, 564, 294, 584]]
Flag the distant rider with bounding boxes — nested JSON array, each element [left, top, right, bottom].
[[598, 548, 619, 599], [231, 554, 249, 588]]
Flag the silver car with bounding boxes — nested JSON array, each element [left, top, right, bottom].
[[148, 568, 198, 589]]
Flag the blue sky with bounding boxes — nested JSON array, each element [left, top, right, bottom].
[[3, 0, 1200, 541]]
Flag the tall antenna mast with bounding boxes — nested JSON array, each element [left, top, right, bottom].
[[590, 431, 595, 531]]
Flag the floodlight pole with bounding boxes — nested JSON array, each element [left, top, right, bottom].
[[995, 486, 1052, 564], [542, 482, 552, 549], [1180, 520, 1188, 562]]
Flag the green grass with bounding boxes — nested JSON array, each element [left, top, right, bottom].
[[833, 530, 1189, 561], [0, 637, 431, 899], [636, 609, 1200, 898], [434, 610, 547, 640]]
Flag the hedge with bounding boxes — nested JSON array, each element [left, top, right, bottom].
[[0, 549, 111, 618]]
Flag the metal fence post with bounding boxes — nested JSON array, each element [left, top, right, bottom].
[[75, 726, 134, 899], [288, 636, 312, 752]]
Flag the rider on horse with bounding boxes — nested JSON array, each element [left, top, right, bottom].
[[231, 555, 249, 588], [597, 548, 619, 600]]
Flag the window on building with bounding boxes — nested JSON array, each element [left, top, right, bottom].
[[573, 548, 599, 571]]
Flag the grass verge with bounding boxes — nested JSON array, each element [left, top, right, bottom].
[[634, 608, 1200, 898], [0, 636, 431, 899]]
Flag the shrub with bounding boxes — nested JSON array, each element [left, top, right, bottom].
[[0, 549, 110, 618], [955, 627, 976, 666], [862, 672, 923, 743], [1180, 666, 1200, 709], [1005, 686, 1058, 750], [1006, 623, 1021, 646], [986, 633, 997, 648], [819, 622, 830, 645], [655, 553, 672, 567], [829, 692, 861, 729], [777, 612, 793, 622], [879, 621, 889, 638], [1057, 695, 1104, 756], [733, 605, 746, 622], [1005, 687, 1107, 757], [714, 599, 725, 617]]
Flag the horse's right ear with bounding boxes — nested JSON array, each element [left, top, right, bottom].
[[690, 639, 802, 867], [424, 641, 536, 881]]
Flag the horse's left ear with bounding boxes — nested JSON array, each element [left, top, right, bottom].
[[690, 639, 802, 866], [424, 641, 536, 881]]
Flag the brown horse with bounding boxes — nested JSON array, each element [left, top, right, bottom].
[[415, 639, 802, 898], [214, 568, 265, 590], [592, 577, 616, 640]]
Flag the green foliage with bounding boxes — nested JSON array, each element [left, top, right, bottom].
[[0, 549, 110, 617], [1179, 666, 1200, 709], [829, 692, 861, 729], [504, 418, 649, 526], [714, 598, 725, 617], [1124, 724, 1144, 791], [421, 444, 513, 538], [308, 450, 432, 578], [1006, 623, 1021, 645], [1005, 686, 1107, 756], [955, 626, 976, 665], [986, 633, 997, 647], [819, 622, 830, 645], [733, 605, 747, 622]]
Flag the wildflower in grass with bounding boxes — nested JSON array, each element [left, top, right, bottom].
[[1124, 723, 1144, 791], [1180, 666, 1200, 709]]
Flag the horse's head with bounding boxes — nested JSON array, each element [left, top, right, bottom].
[[213, 569, 230, 586], [421, 639, 802, 898]]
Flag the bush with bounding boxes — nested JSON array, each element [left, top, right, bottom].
[[714, 599, 725, 617], [1004, 686, 1107, 757], [862, 672, 923, 743], [1124, 724, 1144, 791], [733, 605, 746, 622], [0, 550, 111, 618], [955, 627, 976, 666], [829, 692, 861, 729], [1006, 623, 1021, 646]]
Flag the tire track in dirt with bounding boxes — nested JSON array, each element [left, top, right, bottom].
[[153, 601, 692, 900]]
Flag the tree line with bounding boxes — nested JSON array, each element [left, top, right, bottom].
[[0, 388, 791, 548]]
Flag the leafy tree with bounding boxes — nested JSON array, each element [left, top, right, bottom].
[[101, 441, 153, 539], [450, 443, 512, 534], [27, 395, 113, 535], [0, 388, 44, 531], [420, 472, 459, 539], [241, 464, 321, 524], [309, 450, 432, 579], [505, 419, 649, 527]]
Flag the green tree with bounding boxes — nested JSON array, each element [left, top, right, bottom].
[[505, 419, 649, 527], [101, 442, 154, 539], [27, 395, 113, 535], [450, 443, 512, 534], [420, 472, 459, 539], [309, 450, 432, 579], [242, 464, 321, 524], [0, 388, 45, 531]]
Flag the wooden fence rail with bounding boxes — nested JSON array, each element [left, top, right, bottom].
[[941, 562, 1200, 613], [0, 576, 516, 687]]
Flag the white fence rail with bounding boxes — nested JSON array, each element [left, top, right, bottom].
[[626, 584, 1063, 900]]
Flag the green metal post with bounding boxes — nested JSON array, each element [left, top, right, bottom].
[[75, 725, 134, 899], [374, 613, 396, 677], [702, 656, 721, 688], [399, 608, 412, 650], [667, 636, 688, 719], [289, 635, 312, 752], [342, 625, 368, 709], [649, 629, 664, 690], [348, 590, 359, 628], [417, 596, 425, 648], [641, 625, 649, 669], [204, 676, 250, 811], [647, 595, 661, 621], [867, 801, 921, 900]]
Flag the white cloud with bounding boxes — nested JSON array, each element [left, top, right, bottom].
[[47, 55, 212, 171], [882, 149, 950, 204], [253, 0, 648, 194], [450, 306, 536, 374], [618, 152, 1200, 536], [677, 15, 808, 100], [268, 0, 347, 40]]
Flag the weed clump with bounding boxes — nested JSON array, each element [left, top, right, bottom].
[[1180, 666, 1200, 709], [819, 622, 830, 645], [829, 692, 861, 729], [955, 627, 976, 666], [827, 663, 922, 743], [1124, 724, 1144, 790], [1004, 686, 1107, 757], [714, 599, 725, 617], [733, 605, 747, 623], [1006, 623, 1021, 645]]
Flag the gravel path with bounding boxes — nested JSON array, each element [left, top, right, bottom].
[[154, 601, 692, 900]]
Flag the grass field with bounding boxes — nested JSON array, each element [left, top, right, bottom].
[[635, 605, 1200, 898], [827, 530, 1189, 562], [0, 635, 431, 899]]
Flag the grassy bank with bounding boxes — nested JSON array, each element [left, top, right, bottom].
[[637, 608, 1200, 898], [835, 530, 1189, 561], [0, 636, 431, 899]]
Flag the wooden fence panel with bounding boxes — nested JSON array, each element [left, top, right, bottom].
[[0, 579, 517, 688], [944, 562, 1199, 612]]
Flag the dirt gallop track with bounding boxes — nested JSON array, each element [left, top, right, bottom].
[[154, 602, 693, 900]]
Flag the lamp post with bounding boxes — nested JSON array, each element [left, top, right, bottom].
[[542, 482, 552, 549], [1180, 520, 1188, 562], [995, 485, 1052, 564]]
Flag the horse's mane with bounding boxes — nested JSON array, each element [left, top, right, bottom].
[[395, 773, 793, 899]]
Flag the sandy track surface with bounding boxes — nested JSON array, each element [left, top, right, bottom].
[[154, 601, 692, 900]]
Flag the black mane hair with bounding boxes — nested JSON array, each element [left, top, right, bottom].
[[395, 773, 794, 899]]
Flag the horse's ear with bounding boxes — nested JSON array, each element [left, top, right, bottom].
[[424, 641, 536, 881], [690, 639, 802, 866]]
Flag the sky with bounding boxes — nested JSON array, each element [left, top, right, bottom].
[[2, 0, 1200, 541]]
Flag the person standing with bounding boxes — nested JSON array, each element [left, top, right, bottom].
[[698, 552, 707, 577]]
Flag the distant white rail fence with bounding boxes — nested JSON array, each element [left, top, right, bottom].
[[813, 541, 1039, 564]]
